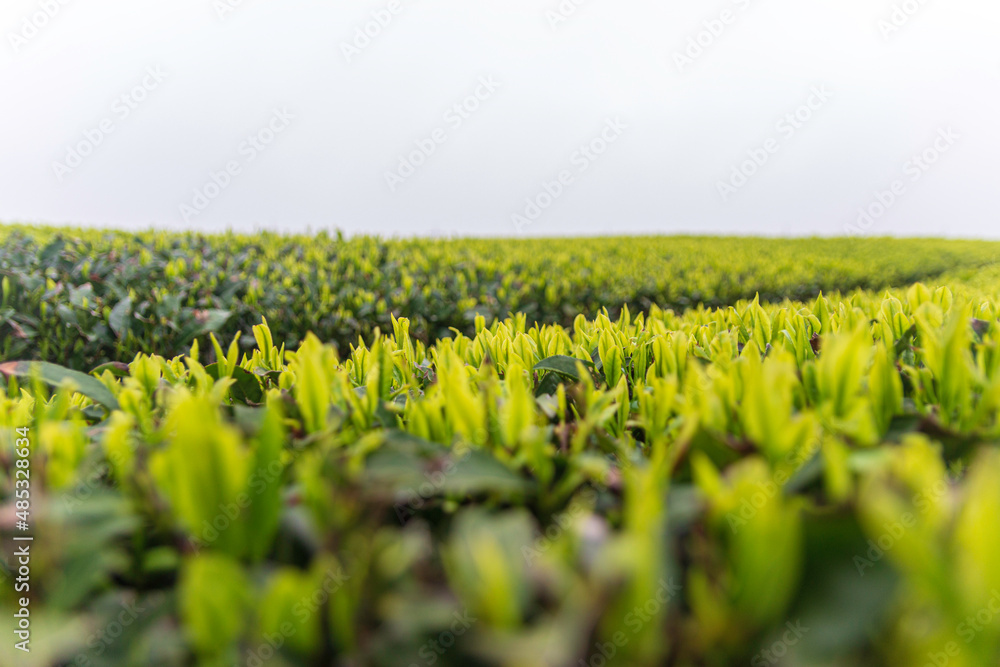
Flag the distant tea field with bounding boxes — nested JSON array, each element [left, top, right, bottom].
[[2, 225, 998, 368]]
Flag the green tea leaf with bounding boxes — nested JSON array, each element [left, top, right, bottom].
[[0, 360, 119, 410]]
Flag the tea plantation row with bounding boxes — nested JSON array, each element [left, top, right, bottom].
[[3, 223, 999, 369]]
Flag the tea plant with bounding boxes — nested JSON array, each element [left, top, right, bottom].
[[2, 276, 1000, 665], [3, 223, 999, 369]]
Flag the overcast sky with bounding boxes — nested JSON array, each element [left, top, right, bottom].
[[1, 0, 998, 238]]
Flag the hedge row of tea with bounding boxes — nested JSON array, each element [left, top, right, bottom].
[[3, 223, 999, 369], [4, 281, 1000, 666]]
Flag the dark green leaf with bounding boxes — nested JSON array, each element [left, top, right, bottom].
[[108, 296, 132, 338], [204, 363, 263, 405], [0, 360, 119, 410], [534, 355, 593, 383], [177, 309, 231, 343], [92, 361, 130, 378]]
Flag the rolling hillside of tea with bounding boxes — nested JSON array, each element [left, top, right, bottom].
[[2, 224, 998, 369], [2, 224, 1000, 666]]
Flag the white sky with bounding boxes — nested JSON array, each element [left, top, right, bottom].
[[1, 0, 998, 238]]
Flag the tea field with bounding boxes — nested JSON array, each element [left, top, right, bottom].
[[2, 224, 999, 369], [2, 225, 1000, 666]]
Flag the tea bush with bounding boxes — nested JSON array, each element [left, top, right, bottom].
[[3, 223, 999, 369], [3, 252, 1000, 665]]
